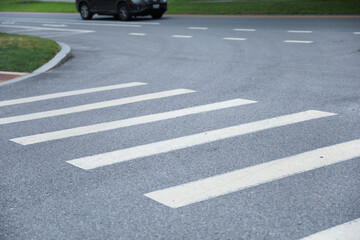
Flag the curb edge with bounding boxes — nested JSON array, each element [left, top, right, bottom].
[[0, 41, 72, 87]]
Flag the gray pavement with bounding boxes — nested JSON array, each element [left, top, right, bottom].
[[0, 12, 359, 240]]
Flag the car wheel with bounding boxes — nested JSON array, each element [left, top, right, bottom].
[[118, 3, 131, 21], [80, 3, 93, 20], [151, 13, 163, 19]]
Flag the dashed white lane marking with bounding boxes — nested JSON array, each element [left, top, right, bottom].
[[172, 35, 193, 38], [353, 32, 360, 34], [233, 28, 256, 32], [0, 25, 94, 33], [0, 89, 195, 125], [287, 30, 313, 33], [6, 28, 40, 34], [38, 32, 81, 38], [188, 27, 208, 30], [63, 22, 141, 28], [129, 22, 160, 25], [42, 24, 68, 28], [129, 33, 146, 36], [1, 21, 15, 24], [11, 99, 256, 145], [0, 17, 159, 25], [67, 110, 336, 170], [0, 18, 143, 28], [0, 82, 147, 108], [223, 37, 247, 41], [299, 218, 360, 240], [284, 40, 313, 44], [145, 139, 360, 208]]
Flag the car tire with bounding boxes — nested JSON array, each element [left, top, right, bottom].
[[151, 12, 163, 19], [118, 3, 131, 21], [80, 3, 93, 20]]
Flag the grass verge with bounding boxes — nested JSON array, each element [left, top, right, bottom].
[[0, 0, 359, 14], [168, 0, 360, 15], [0, 0, 75, 12], [0, 33, 61, 72]]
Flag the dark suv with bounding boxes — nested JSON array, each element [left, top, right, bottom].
[[76, 0, 167, 21]]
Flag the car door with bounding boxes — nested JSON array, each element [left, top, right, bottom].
[[87, 0, 100, 11], [105, 0, 117, 12], [97, 0, 116, 12]]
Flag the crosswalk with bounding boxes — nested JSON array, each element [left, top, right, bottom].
[[1, 82, 359, 215]]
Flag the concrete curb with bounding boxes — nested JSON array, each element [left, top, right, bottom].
[[0, 41, 71, 87]]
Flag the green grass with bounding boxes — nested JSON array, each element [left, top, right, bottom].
[[0, 0, 359, 14], [167, 0, 360, 15], [0, 33, 61, 72], [0, 0, 76, 12]]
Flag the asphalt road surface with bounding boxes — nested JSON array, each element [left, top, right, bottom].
[[0, 12, 360, 240]]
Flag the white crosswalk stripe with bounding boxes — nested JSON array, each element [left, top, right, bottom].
[[0, 82, 147, 107], [145, 139, 360, 208], [66, 110, 336, 170], [0, 89, 195, 125], [10, 99, 256, 145]]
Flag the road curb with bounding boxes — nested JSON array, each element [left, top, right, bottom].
[[165, 14, 360, 18], [0, 41, 71, 87]]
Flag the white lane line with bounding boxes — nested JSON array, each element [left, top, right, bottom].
[[61, 22, 141, 28], [0, 18, 142, 28], [42, 24, 67, 28], [188, 27, 208, 30], [223, 37, 247, 41], [233, 28, 256, 32], [284, 40, 313, 44], [67, 110, 336, 170], [130, 22, 160, 25], [353, 32, 360, 34], [299, 218, 360, 240], [0, 89, 195, 125], [129, 33, 146, 36], [11, 99, 256, 145], [172, 35, 193, 38], [6, 28, 40, 34], [0, 17, 158, 25], [287, 30, 313, 33], [145, 139, 360, 208], [0, 82, 147, 108], [38, 32, 82, 38], [1, 21, 15, 24], [0, 25, 95, 33]]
